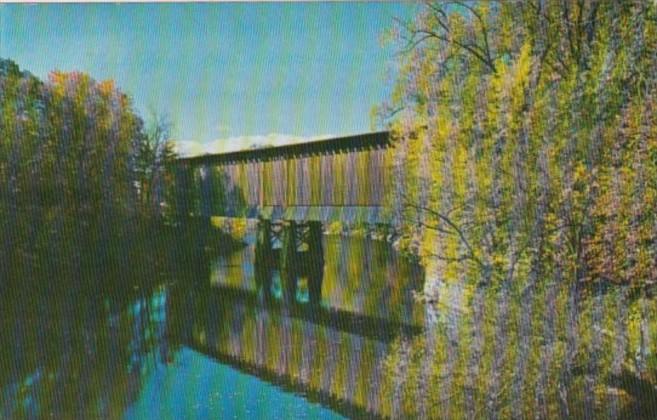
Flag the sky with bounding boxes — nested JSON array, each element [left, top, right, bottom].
[[1, 3, 414, 155]]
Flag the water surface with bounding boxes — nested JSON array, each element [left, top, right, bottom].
[[0, 233, 424, 418]]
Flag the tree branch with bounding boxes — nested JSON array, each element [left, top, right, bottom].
[[402, 196, 488, 271]]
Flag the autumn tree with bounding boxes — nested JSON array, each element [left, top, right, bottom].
[[377, 2, 657, 417], [134, 111, 177, 220], [0, 58, 178, 269], [380, 0, 657, 292]]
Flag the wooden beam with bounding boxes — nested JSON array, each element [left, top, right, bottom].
[[175, 131, 391, 166]]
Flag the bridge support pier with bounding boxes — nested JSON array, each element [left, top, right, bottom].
[[174, 164, 194, 224], [307, 222, 324, 306], [280, 221, 298, 305], [255, 219, 273, 302], [255, 219, 325, 306]]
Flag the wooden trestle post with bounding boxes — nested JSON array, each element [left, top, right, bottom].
[[174, 164, 194, 223], [307, 222, 324, 305], [254, 219, 273, 301], [280, 220, 298, 304]]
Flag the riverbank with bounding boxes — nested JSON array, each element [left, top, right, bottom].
[[0, 219, 246, 296], [381, 278, 657, 418]]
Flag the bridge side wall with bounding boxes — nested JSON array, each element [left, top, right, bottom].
[[186, 145, 393, 220]]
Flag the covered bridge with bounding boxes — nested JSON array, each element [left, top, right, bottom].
[[174, 131, 394, 224]]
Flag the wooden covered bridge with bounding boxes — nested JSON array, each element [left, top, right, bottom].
[[174, 131, 395, 303], [174, 130, 393, 224]]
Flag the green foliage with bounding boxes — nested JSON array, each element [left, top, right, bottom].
[[378, 1, 657, 417], [0, 58, 177, 271], [382, 1, 657, 290]]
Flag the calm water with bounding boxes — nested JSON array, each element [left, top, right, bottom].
[[0, 233, 424, 419]]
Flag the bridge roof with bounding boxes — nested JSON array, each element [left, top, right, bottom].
[[176, 130, 390, 165]]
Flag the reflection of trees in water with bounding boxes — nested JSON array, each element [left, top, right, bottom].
[[213, 229, 425, 325], [321, 236, 423, 324], [0, 280, 177, 418], [184, 231, 427, 416], [4, 234, 423, 418]]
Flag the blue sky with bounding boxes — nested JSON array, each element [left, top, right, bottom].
[[2, 3, 414, 151]]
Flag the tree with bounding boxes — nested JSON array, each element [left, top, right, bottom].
[[0, 58, 179, 270], [135, 111, 177, 220], [380, 0, 657, 290], [377, 3, 657, 417]]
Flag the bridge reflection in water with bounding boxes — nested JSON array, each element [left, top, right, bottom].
[[0, 234, 423, 418], [173, 233, 425, 418]]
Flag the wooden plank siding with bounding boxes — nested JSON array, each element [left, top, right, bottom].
[[175, 131, 394, 222]]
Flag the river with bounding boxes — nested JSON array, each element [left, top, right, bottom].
[[0, 232, 425, 419]]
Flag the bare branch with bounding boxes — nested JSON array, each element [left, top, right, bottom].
[[397, 2, 498, 73], [402, 195, 488, 271], [415, 27, 497, 73], [452, 1, 495, 67]]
